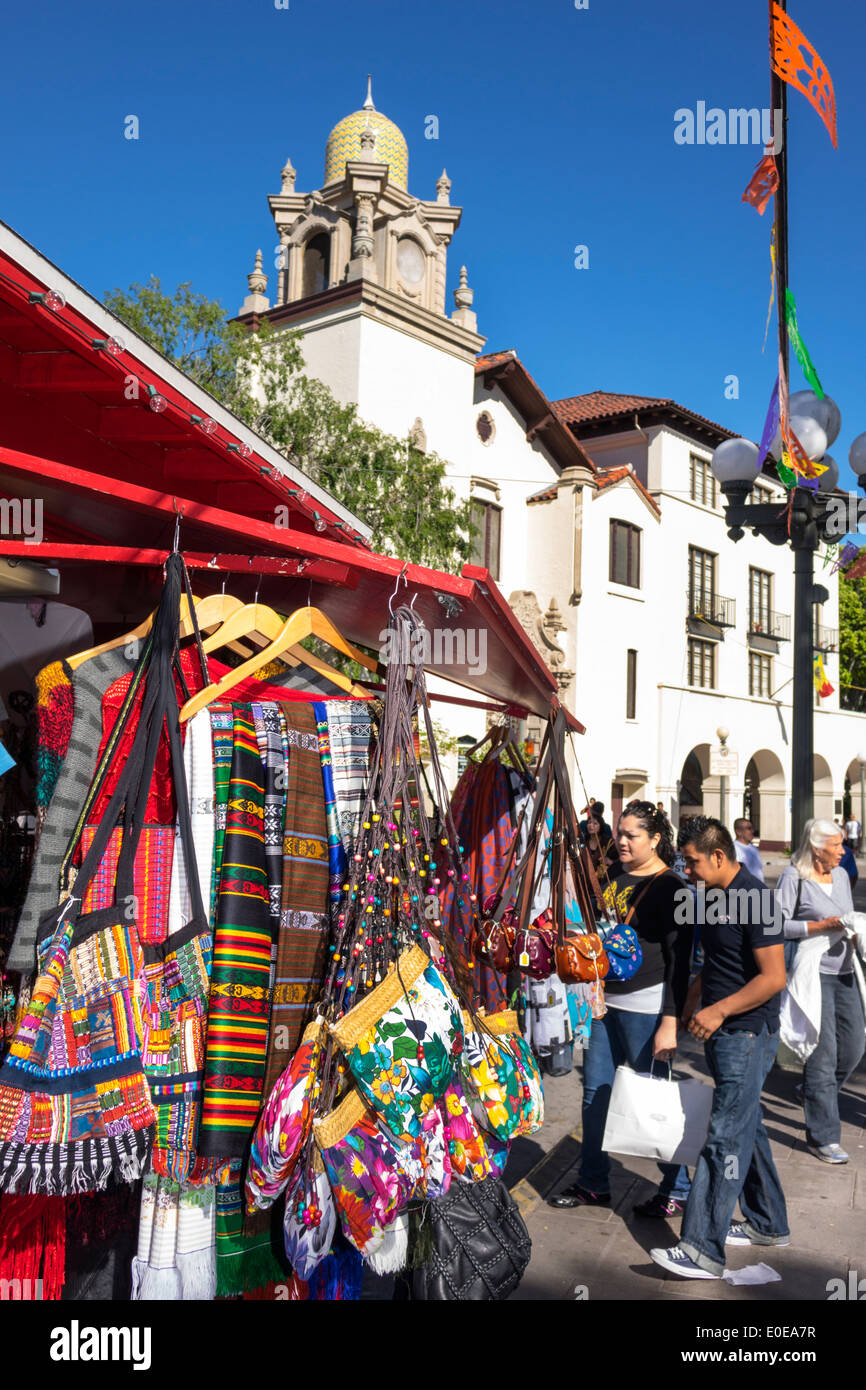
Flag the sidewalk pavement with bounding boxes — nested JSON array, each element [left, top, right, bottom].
[[504, 1031, 866, 1303]]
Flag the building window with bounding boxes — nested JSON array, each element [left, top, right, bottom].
[[476, 411, 495, 445], [626, 649, 637, 719], [609, 520, 641, 588], [749, 481, 774, 506], [301, 233, 330, 297], [749, 567, 772, 631], [690, 454, 717, 508], [749, 651, 772, 698], [688, 638, 715, 689], [396, 237, 426, 286], [688, 546, 716, 609], [469, 499, 501, 579]]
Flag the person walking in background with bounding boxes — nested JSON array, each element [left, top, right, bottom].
[[650, 817, 789, 1280], [840, 840, 859, 889], [775, 819, 866, 1165], [549, 802, 693, 1217], [733, 818, 764, 883], [844, 815, 861, 855]]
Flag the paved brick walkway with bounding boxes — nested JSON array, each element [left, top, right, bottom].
[[505, 1036, 866, 1302]]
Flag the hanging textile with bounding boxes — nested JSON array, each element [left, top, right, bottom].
[[131, 1170, 217, 1301], [785, 289, 825, 399], [324, 701, 373, 854], [0, 560, 191, 1194], [214, 1160, 285, 1298], [262, 703, 330, 1100], [208, 704, 234, 924], [741, 149, 779, 215], [33, 661, 74, 845], [7, 649, 129, 976], [313, 701, 348, 911], [198, 705, 272, 1157], [441, 756, 516, 1013], [251, 702, 287, 970]]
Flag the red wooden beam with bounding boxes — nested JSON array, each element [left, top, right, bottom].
[[0, 539, 355, 586]]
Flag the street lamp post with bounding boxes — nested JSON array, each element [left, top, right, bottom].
[[858, 751, 866, 857], [710, 447, 837, 852]]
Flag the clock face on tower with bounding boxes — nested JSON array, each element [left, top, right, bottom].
[[396, 237, 425, 286]]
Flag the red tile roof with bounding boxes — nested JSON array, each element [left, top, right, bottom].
[[527, 463, 660, 515], [552, 391, 735, 442], [475, 352, 596, 475]]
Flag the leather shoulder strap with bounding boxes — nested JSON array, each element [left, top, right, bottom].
[[623, 868, 670, 926]]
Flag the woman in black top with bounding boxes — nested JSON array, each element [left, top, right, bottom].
[[550, 802, 694, 1216]]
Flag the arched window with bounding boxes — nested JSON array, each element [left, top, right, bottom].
[[302, 233, 330, 297]]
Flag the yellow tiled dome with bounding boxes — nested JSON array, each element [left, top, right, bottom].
[[324, 80, 408, 190]]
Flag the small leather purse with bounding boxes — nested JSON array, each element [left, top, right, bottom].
[[554, 929, 609, 985]]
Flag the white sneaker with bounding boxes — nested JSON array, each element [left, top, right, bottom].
[[650, 1244, 720, 1279], [808, 1143, 849, 1164]]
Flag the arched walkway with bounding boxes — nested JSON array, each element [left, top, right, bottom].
[[675, 745, 709, 825], [813, 754, 835, 824], [744, 749, 786, 847]]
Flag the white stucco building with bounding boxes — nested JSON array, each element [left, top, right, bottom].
[[235, 83, 866, 847]]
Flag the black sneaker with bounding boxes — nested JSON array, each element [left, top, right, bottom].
[[633, 1193, 686, 1219], [548, 1183, 611, 1209]]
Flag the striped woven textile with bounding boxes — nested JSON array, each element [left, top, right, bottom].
[[313, 702, 348, 911], [199, 706, 272, 1157], [209, 705, 234, 925], [324, 702, 372, 854], [215, 1160, 285, 1297], [262, 703, 330, 1100], [251, 702, 287, 976], [81, 825, 174, 944]]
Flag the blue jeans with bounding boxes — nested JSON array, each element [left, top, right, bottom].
[[680, 1024, 788, 1276], [804, 972, 866, 1147], [578, 1008, 691, 1200]]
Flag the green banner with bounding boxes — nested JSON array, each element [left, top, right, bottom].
[[785, 289, 825, 399]]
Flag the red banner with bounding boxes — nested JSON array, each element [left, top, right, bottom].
[[742, 152, 779, 214]]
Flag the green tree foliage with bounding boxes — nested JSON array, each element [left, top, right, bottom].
[[839, 574, 866, 689], [104, 277, 474, 572]]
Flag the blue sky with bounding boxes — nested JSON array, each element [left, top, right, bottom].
[[2, 0, 863, 485]]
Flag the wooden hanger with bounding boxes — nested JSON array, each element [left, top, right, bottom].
[[67, 592, 201, 670], [179, 603, 376, 720]]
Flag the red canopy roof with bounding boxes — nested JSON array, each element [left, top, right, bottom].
[[0, 220, 582, 728]]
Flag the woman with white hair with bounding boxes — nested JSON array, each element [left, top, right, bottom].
[[776, 819, 866, 1163]]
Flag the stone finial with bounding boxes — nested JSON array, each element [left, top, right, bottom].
[[238, 249, 270, 316], [454, 265, 473, 309], [363, 74, 375, 111], [352, 193, 375, 259], [248, 249, 268, 296], [436, 168, 451, 203], [281, 156, 296, 192], [360, 123, 376, 154]]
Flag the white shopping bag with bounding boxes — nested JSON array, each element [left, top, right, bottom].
[[601, 1064, 713, 1167]]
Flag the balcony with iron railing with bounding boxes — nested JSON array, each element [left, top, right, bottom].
[[748, 609, 791, 642], [813, 625, 839, 652], [687, 589, 736, 628]]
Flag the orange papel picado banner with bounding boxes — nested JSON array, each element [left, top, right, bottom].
[[771, 2, 838, 149]]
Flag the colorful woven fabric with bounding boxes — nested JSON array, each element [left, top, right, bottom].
[[263, 703, 330, 1100], [322, 701, 372, 855], [251, 702, 287, 967], [313, 701, 348, 910], [33, 661, 74, 842], [199, 706, 272, 1156], [80, 826, 174, 944], [215, 1160, 285, 1297], [209, 704, 234, 924], [441, 757, 515, 1012]]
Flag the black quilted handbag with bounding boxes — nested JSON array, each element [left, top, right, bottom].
[[412, 1175, 531, 1301]]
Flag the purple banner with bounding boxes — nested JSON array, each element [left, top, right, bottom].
[[757, 375, 780, 468]]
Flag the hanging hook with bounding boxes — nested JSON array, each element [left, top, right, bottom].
[[388, 562, 409, 615], [171, 498, 182, 555], [307, 577, 313, 609], [254, 577, 261, 605]]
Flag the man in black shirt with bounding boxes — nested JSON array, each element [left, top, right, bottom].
[[650, 817, 789, 1280]]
